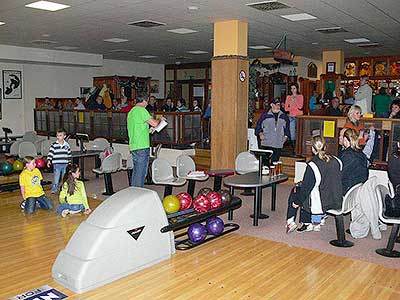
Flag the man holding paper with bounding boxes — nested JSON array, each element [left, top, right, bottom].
[[127, 96, 165, 187]]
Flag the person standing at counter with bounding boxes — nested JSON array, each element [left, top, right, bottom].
[[355, 76, 373, 114], [285, 83, 303, 145]]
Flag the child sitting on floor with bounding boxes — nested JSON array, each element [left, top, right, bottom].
[[56, 164, 91, 217], [19, 156, 53, 214]]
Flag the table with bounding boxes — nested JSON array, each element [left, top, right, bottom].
[[224, 172, 288, 226], [71, 150, 102, 181]]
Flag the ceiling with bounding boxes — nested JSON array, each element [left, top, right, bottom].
[[0, 0, 399, 64]]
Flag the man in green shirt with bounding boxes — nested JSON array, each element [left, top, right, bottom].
[[127, 96, 162, 187], [373, 87, 392, 118]]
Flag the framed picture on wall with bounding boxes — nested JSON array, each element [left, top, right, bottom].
[[326, 62, 336, 74], [150, 80, 159, 94], [2, 70, 22, 99]]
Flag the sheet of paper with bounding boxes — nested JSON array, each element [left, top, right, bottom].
[[323, 120, 335, 138], [153, 119, 168, 133]]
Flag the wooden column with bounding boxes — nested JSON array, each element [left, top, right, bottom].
[[211, 20, 249, 169]]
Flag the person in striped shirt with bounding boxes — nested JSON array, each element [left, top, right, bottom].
[[47, 129, 71, 193]]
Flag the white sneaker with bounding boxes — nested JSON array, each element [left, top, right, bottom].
[[313, 224, 321, 232], [320, 216, 328, 226], [69, 209, 81, 215], [297, 223, 314, 232], [61, 209, 69, 217]]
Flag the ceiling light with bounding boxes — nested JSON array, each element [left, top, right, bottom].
[[54, 46, 78, 50], [25, 1, 70, 12], [311, 42, 318, 45], [139, 55, 157, 59], [0, 22, 5, 26], [167, 28, 198, 34], [188, 6, 199, 10], [249, 45, 271, 49], [42, 33, 50, 37], [344, 38, 370, 44], [186, 50, 208, 54], [315, 27, 347, 34], [103, 38, 129, 43], [281, 13, 317, 21]]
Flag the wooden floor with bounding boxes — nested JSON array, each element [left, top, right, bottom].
[[1, 192, 400, 300]]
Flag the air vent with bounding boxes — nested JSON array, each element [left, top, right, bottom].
[[315, 27, 347, 34], [357, 43, 380, 48], [247, 1, 290, 11], [109, 49, 135, 53], [175, 56, 189, 60], [128, 20, 166, 28], [31, 39, 58, 45]]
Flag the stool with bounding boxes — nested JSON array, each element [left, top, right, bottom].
[[207, 169, 234, 191]]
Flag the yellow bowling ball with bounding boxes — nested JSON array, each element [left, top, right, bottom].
[[163, 195, 180, 214], [13, 160, 24, 171]]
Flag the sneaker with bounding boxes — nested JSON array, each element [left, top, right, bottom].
[[286, 222, 298, 233], [61, 209, 69, 217], [69, 209, 82, 215], [297, 223, 313, 232], [20, 200, 26, 210], [313, 224, 321, 232], [320, 215, 328, 226]]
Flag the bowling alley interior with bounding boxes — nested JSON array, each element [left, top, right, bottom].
[[1, 1, 400, 299]]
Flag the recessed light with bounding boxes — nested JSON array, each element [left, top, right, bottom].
[[103, 38, 129, 43], [54, 46, 78, 50], [249, 45, 271, 50], [0, 22, 5, 26], [25, 1, 70, 12], [169, 53, 175, 56], [311, 42, 319, 45], [167, 28, 198, 34], [42, 33, 50, 37], [139, 55, 157, 59], [280, 13, 317, 21], [344, 38, 370, 44], [188, 6, 199, 10], [186, 50, 208, 54]]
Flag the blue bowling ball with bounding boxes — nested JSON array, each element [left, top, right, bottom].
[[206, 217, 224, 235]]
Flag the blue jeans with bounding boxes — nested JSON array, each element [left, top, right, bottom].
[[25, 194, 53, 214], [289, 116, 296, 141], [52, 163, 67, 193], [131, 148, 150, 188], [56, 203, 85, 215]]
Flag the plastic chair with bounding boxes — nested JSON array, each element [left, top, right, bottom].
[[92, 152, 125, 195], [326, 183, 363, 248], [152, 158, 186, 197], [176, 154, 209, 196], [235, 151, 259, 195], [22, 131, 38, 143], [9, 141, 21, 156], [388, 181, 395, 198], [91, 138, 110, 151], [18, 141, 37, 158], [375, 184, 400, 257], [40, 139, 53, 156]]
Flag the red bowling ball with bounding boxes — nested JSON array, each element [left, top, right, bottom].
[[206, 191, 222, 209], [176, 192, 193, 211], [193, 194, 211, 213], [35, 158, 46, 169]]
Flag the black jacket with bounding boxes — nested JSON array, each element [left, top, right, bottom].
[[339, 148, 369, 195], [295, 155, 343, 213], [388, 152, 400, 189]]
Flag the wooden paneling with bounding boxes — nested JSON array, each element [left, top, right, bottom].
[[211, 57, 248, 169]]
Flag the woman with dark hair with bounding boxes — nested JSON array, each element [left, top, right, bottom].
[[389, 99, 400, 119], [284, 82, 303, 144], [286, 135, 343, 233], [339, 128, 369, 195], [176, 98, 189, 112]]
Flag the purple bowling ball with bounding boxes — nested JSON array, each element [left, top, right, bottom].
[[206, 217, 224, 236], [188, 223, 207, 243]]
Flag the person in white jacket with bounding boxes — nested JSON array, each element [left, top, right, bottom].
[[354, 76, 373, 114]]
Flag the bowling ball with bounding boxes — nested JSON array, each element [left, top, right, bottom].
[[197, 187, 212, 196], [206, 217, 224, 236], [206, 191, 222, 209], [35, 158, 46, 169], [13, 160, 24, 171], [6, 158, 14, 164], [193, 194, 211, 213], [188, 223, 207, 243], [163, 195, 180, 214], [1, 161, 13, 174], [176, 192, 192, 211], [218, 189, 233, 206]]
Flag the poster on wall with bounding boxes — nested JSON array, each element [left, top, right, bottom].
[[150, 80, 159, 94], [2, 70, 22, 99]]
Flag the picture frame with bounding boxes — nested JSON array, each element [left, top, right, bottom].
[[150, 80, 159, 94], [326, 62, 336, 74], [2, 70, 22, 99]]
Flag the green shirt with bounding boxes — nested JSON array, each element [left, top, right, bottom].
[[127, 106, 152, 151], [373, 94, 392, 113], [59, 180, 89, 209]]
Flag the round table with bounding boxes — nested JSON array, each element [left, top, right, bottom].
[[224, 172, 288, 226]]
